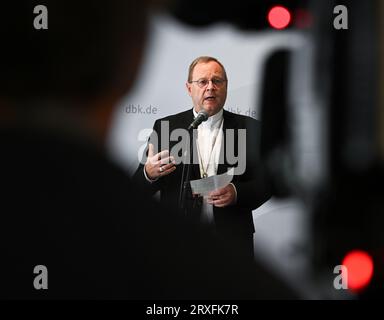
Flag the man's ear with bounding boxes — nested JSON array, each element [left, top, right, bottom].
[[186, 82, 192, 96]]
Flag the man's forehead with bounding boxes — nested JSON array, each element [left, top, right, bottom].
[[193, 62, 224, 77]]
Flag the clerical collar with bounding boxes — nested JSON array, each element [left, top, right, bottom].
[[192, 108, 223, 128]]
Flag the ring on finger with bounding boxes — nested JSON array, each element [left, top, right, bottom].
[[159, 166, 163, 173]]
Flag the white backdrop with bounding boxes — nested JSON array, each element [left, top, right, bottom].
[[107, 14, 318, 295]]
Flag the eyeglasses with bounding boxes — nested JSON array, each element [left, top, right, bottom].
[[189, 78, 227, 88]]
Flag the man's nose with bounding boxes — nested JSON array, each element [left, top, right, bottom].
[[206, 80, 215, 90]]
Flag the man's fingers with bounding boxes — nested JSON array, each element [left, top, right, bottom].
[[154, 150, 169, 161], [160, 156, 175, 165], [160, 165, 176, 176], [150, 156, 174, 166], [209, 188, 226, 197], [213, 200, 227, 207], [208, 196, 230, 207], [208, 192, 226, 202], [160, 162, 176, 171], [207, 185, 235, 207], [148, 150, 171, 165]]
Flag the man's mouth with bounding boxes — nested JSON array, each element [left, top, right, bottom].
[[204, 96, 216, 101]]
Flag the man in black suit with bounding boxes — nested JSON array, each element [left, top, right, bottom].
[[0, 2, 295, 299], [134, 56, 272, 259]]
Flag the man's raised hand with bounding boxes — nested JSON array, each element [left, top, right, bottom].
[[144, 143, 176, 180]]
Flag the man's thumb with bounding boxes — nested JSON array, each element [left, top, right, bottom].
[[148, 143, 154, 157]]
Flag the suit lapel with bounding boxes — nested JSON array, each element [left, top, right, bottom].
[[181, 110, 201, 180], [217, 110, 238, 175]]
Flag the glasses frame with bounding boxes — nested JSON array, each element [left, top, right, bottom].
[[189, 78, 227, 88]]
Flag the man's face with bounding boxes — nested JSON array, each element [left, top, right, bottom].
[[186, 61, 227, 116]]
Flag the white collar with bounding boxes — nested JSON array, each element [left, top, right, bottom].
[[192, 108, 223, 128]]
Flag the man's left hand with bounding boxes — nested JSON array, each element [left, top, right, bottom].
[[207, 184, 236, 207]]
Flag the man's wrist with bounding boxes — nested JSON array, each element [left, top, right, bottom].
[[143, 166, 158, 183]]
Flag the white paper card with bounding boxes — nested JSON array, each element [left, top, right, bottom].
[[189, 168, 234, 195]]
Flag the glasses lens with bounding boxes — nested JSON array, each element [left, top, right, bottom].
[[212, 79, 224, 86], [197, 79, 208, 87], [193, 78, 226, 88]]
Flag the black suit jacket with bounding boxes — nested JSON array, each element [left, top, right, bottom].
[[134, 109, 272, 237], [1, 125, 294, 299]]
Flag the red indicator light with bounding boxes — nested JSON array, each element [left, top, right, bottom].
[[268, 6, 291, 30], [342, 250, 374, 292]]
